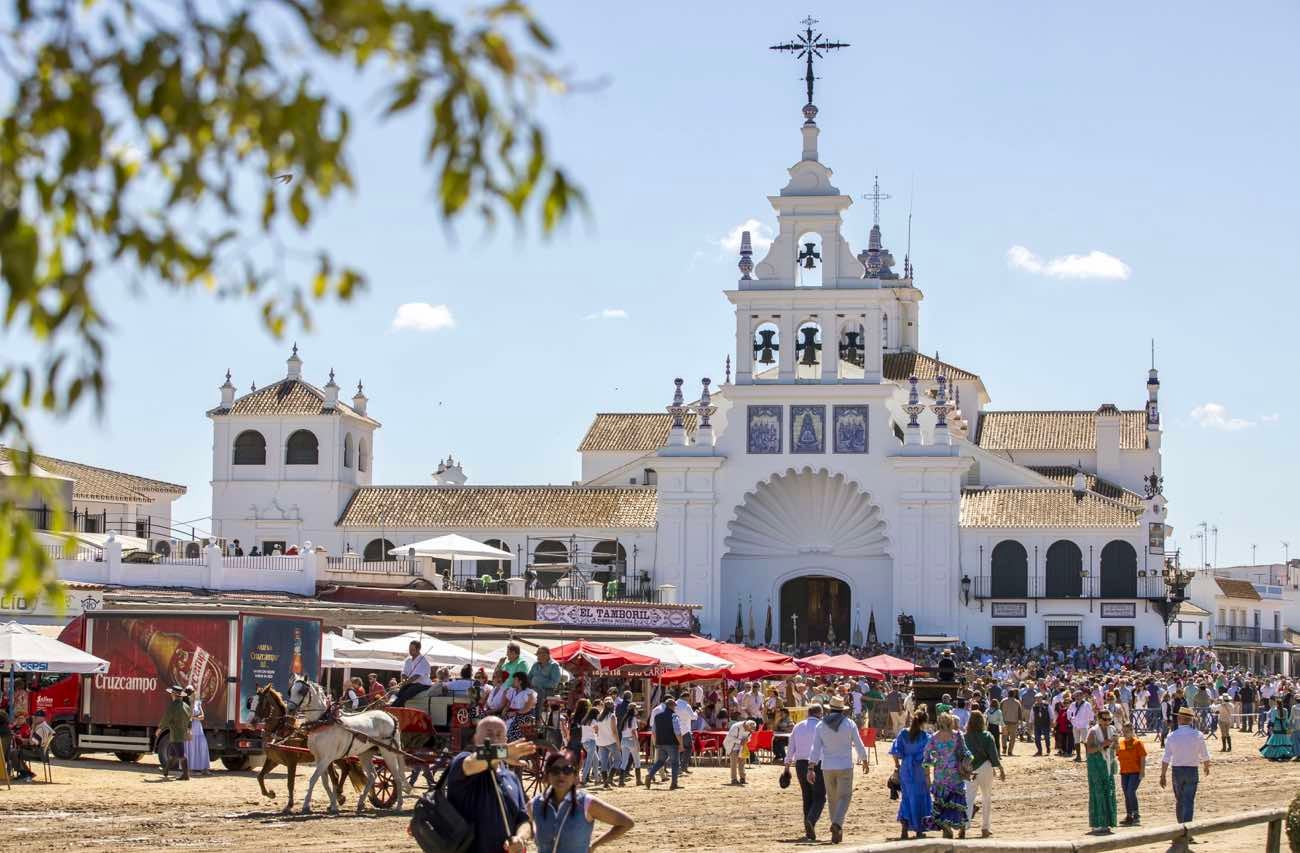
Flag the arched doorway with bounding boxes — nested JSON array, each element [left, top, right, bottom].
[[781, 576, 850, 646]]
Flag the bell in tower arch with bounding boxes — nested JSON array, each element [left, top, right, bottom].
[[796, 323, 822, 367], [754, 326, 780, 366]]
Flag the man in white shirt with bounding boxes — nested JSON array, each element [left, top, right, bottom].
[[394, 639, 433, 707], [1161, 706, 1211, 827], [724, 718, 756, 784], [674, 694, 696, 774], [1067, 691, 1095, 762], [784, 704, 827, 841]]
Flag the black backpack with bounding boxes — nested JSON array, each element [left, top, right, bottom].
[[410, 766, 473, 853]]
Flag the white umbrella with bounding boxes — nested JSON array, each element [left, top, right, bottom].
[[321, 632, 398, 671], [387, 534, 512, 561], [337, 631, 497, 669], [608, 637, 732, 670], [0, 621, 109, 673]]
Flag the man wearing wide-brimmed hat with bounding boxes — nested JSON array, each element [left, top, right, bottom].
[[1160, 705, 1210, 828], [808, 694, 871, 844], [156, 684, 193, 781]]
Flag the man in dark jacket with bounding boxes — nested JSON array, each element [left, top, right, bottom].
[[1031, 694, 1053, 756], [1238, 681, 1255, 732], [157, 684, 192, 781]]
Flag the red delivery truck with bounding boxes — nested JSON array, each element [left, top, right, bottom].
[[41, 609, 322, 769]]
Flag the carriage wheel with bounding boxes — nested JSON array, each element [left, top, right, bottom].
[[368, 763, 400, 809], [519, 756, 546, 797]]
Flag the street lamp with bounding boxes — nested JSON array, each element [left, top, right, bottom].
[[1157, 550, 1196, 646], [960, 574, 971, 605], [791, 612, 799, 647]]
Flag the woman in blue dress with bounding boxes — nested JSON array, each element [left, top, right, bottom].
[[529, 749, 634, 852], [1260, 698, 1293, 761], [889, 710, 932, 841]]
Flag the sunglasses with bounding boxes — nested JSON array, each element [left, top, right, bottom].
[[547, 765, 577, 776]]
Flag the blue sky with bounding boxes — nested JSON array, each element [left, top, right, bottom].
[[16, 2, 1299, 567]]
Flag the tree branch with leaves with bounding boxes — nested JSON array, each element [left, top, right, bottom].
[[0, 0, 582, 599]]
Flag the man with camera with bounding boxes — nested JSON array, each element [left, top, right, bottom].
[[445, 716, 536, 853]]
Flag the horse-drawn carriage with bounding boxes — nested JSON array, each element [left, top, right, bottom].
[[249, 679, 457, 814]]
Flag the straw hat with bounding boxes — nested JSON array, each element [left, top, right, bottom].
[[827, 695, 848, 711]]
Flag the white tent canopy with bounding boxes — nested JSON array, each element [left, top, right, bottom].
[[608, 637, 731, 670], [336, 631, 497, 669], [387, 534, 512, 561], [321, 632, 398, 671], [0, 621, 109, 674]]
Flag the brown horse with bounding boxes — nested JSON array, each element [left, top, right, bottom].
[[249, 684, 366, 812]]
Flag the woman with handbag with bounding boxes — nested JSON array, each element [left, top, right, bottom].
[[922, 712, 971, 839], [529, 749, 634, 852]]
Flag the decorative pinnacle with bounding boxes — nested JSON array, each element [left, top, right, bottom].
[[738, 230, 755, 280], [292, 342, 298, 356], [932, 372, 952, 428], [904, 375, 925, 428], [328, 368, 336, 384], [725, 355, 732, 384], [697, 378, 716, 430], [667, 378, 686, 429], [354, 381, 365, 396], [222, 369, 233, 386], [250, 381, 256, 392]]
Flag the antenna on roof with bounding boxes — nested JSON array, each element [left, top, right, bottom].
[[904, 173, 915, 278]]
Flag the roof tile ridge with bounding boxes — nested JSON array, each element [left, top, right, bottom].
[[34, 452, 186, 493]]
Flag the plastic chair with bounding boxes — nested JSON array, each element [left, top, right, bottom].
[[747, 729, 774, 762], [860, 727, 879, 763]]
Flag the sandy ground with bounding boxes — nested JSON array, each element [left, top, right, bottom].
[[0, 733, 1294, 852]]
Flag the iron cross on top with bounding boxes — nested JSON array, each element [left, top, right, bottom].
[[769, 16, 850, 107]]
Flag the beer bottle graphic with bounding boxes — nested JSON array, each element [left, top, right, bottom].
[[124, 619, 225, 706], [292, 628, 303, 676]]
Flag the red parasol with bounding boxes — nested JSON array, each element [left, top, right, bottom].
[[549, 639, 659, 672], [797, 654, 885, 680], [862, 653, 916, 676]]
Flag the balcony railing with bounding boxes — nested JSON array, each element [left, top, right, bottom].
[[972, 573, 1170, 600], [324, 556, 419, 576], [1216, 625, 1285, 645]]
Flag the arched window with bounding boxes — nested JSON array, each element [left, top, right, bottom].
[[795, 320, 822, 380], [363, 538, 395, 562], [342, 433, 354, 469], [752, 321, 780, 379], [989, 540, 1028, 597], [1044, 540, 1084, 598], [533, 539, 568, 565], [1099, 540, 1138, 598], [591, 540, 627, 570], [357, 436, 369, 472], [474, 538, 512, 580], [233, 430, 267, 465], [285, 429, 319, 465]]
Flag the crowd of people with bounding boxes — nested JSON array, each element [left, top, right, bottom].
[[388, 637, 1300, 850]]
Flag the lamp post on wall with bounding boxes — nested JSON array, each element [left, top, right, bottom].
[[791, 612, 799, 648], [960, 575, 971, 606]]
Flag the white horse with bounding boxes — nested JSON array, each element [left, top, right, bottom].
[[287, 675, 407, 815]]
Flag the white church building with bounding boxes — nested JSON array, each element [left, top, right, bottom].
[[208, 93, 1174, 651]]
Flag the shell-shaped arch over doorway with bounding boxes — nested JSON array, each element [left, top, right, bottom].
[[724, 466, 890, 558]]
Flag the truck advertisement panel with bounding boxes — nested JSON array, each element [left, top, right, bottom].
[[87, 615, 233, 728], [237, 615, 321, 725]]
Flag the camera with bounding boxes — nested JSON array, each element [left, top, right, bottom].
[[475, 741, 508, 762]]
